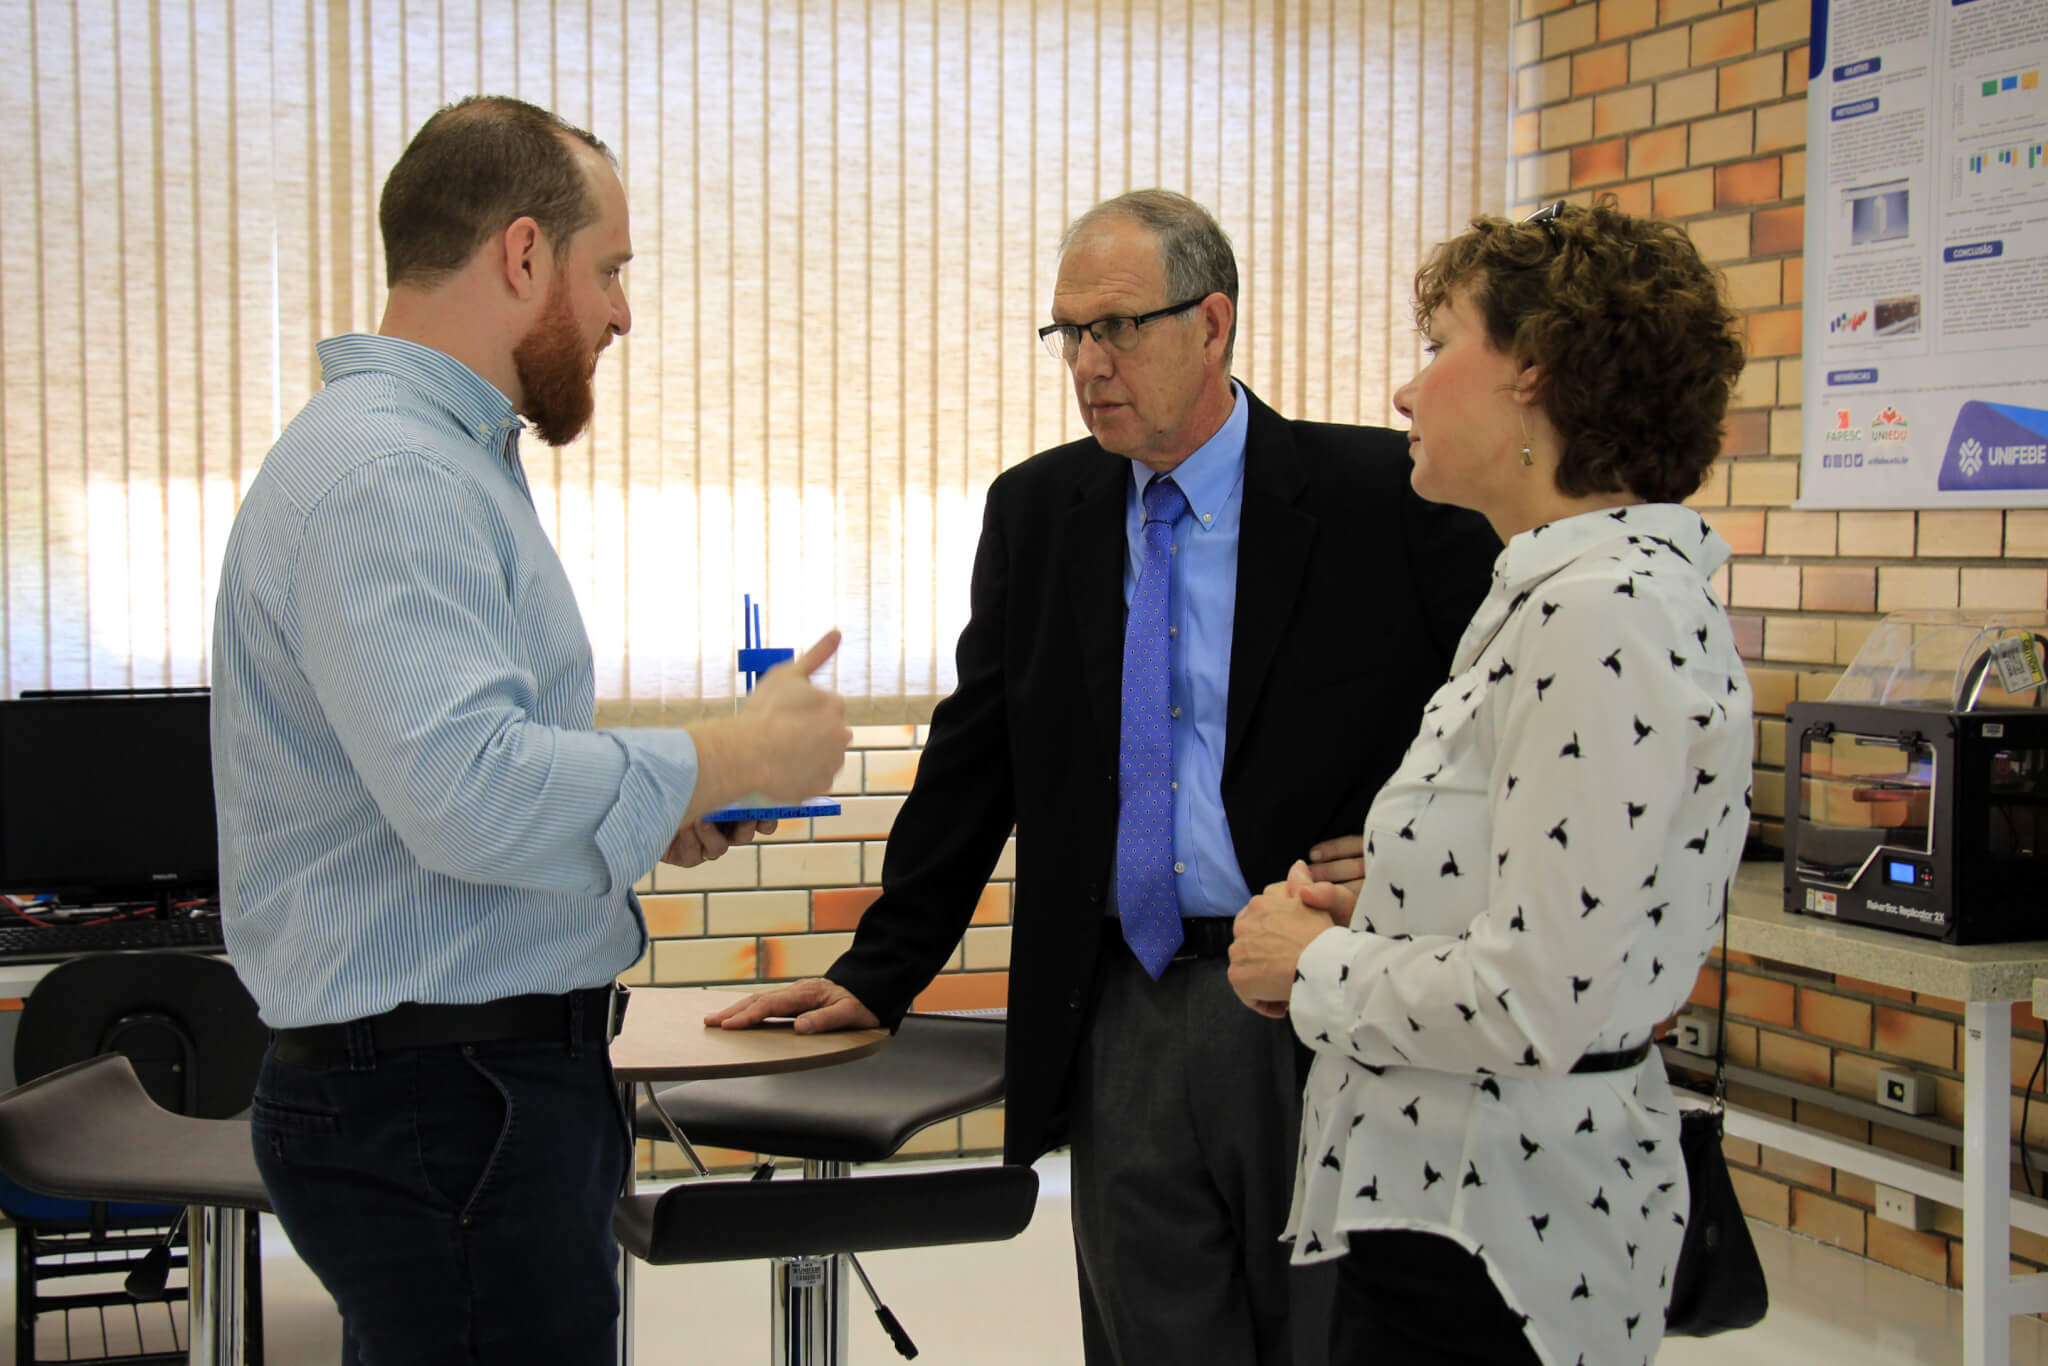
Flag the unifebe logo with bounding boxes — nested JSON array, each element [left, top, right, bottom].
[[1940, 402, 2048, 491]]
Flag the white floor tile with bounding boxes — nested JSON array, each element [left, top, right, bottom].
[[3, 1154, 2039, 1365]]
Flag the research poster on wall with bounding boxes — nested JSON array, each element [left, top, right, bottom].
[[1800, 0, 2048, 509]]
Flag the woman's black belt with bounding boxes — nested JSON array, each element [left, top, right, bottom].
[[271, 986, 624, 1065], [1568, 1040, 1654, 1073]]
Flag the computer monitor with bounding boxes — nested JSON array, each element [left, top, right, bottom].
[[0, 691, 218, 907]]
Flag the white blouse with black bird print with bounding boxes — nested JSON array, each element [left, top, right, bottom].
[[1283, 503, 1753, 1366]]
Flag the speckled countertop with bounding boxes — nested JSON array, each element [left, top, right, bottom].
[[1733, 861, 2048, 1003]]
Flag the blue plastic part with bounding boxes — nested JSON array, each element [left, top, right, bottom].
[[736, 647, 794, 674], [701, 796, 842, 823]]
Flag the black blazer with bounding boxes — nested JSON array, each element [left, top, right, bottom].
[[828, 386, 1498, 1164]]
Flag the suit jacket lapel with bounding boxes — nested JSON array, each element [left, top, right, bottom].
[[1225, 389, 1315, 773], [1060, 455, 1132, 757]]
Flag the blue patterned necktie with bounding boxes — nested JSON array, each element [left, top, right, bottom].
[[1116, 476, 1189, 979]]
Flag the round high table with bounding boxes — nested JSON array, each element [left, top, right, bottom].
[[610, 987, 887, 1366]]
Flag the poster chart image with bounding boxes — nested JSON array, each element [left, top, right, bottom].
[[1801, 0, 2048, 509]]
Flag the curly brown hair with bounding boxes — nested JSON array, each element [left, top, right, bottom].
[[1413, 198, 1745, 504]]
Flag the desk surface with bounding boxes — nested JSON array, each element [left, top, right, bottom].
[[609, 987, 887, 1083], [1731, 861, 2048, 1003]]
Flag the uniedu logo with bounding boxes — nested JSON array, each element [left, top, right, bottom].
[[1958, 437, 1984, 478]]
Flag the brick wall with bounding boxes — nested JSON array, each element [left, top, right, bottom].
[[1515, 0, 2048, 1293], [624, 724, 1011, 1177]]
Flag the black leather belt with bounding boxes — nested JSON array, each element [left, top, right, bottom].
[[1102, 916, 1236, 963], [272, 986, 626, 1066], [1569, 1040, 1654, 1073]]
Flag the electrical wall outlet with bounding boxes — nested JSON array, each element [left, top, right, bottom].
[[1875, 1184, 1933, 1231], [1672, 1012, 1719, 1058], [1876, 1068, 1935, 1115]]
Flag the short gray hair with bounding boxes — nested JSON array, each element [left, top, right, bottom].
[[1060, 190, 1239, 365]]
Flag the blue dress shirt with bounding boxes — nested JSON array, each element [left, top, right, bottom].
[[211, 334, 698, 1029], [1111, 381, 1252, 921]]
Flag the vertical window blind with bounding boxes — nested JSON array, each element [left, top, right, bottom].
[[0, 0, 1506, 722]]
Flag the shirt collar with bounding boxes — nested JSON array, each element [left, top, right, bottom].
[[1492, 503, 1732, 593], [316, 334, 524, 453], [1128, 380, 1248, 531]]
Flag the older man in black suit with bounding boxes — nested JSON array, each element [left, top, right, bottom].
[[712, 191, 1496, 1365]]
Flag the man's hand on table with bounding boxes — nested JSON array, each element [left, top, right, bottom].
[[705, 977, 881, 1034]]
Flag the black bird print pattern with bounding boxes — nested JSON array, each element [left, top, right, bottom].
[[1278, 505, 1752, 1366]]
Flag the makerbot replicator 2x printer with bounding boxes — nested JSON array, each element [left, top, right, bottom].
[[1785, 612, 2048, 944]]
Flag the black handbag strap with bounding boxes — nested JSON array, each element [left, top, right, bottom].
[[1711, 879, 1731, 1116]]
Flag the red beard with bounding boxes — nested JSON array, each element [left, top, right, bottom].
[[512, 278, 599, 447]]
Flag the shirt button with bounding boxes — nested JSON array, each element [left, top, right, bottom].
[[1170, 544, 1178, 555], [1174, 861, 1187, 874], [1202, 513, 1213, 523], [1171, 781, 1180, 791], [1169, 627, 1179, 637], [1170, 706, 1182, 718]]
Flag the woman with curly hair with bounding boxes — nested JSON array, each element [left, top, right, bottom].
[[1227, 198, 1753, 1365]]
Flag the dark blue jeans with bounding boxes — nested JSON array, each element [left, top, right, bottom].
[[251, 1034, 631, 1366]]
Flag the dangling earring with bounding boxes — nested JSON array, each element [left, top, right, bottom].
[[1520, 441, 1534, 468], [1518, 413, 1535, 467]]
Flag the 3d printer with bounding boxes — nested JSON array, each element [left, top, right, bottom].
[[1784, 612, 2048, 944]]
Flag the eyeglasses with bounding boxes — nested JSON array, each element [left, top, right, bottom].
[[1038, 296, 1207, 363], [1525, 200, 1567, 240]]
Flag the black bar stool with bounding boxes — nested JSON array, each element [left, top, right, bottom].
[[620, 1013, 1022, 1364]]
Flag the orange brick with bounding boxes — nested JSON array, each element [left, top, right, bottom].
[[970, 882, 1012, 925], [1752, 205, 1803, 255], [1656, 70, 1719, 125], [1691, 110, 1756, 165], [1748, 665, 1798, 715], [1783, 255, 1803, 304], [1523, 0, 1574, 17], [1762, 1143, 1835, 1191], [1758, 1029, 1833, 1086], [1688, 963, 1723, 1011], [1765, 508, 1833, 555], [1878, 566, 1959, 612], [1722, 410, 1771, 458], [1709, 507, 1765, 555], [1690, 212, 1751, 261], [1801, 565, 1875, 613], [1573, 43, 1631, 94], [1873, 1006, 1956, 1069], [641, 893, 706, 938], [1608, 179, 1654, 216], [1746, 307, 1801, 358], [1757, 0, 1808, 49], [1721, 259, 1781, 310], [1838, 510, 1914, 557], [1518, 56, 1574, 109], [1730, 1167, 1790, 1225], [863, 749, 922, 792], [1729, 456, 1796, 505], [1661, 0, 1716, 21], [1598, 0, 1657, 41], [1757, 97, 1807, 153], [1790, 1189, 1866, 1253], [1593, 85, 1654, 136], [1916, 509, 2003, 557], [1963, 568, 2048, 613], [811, 886, 883, 931], [1541, 98, 1595, 148], [1629, 125, 1688, 178], [1653, 167, 1716, 217], [912, 971, 1009, 1012], [1787, 45, 1810, 97], [1726, 970, 1796, 1027], [1572, 138, 1627, 186], [1631, 27, 1691, 82], [1515, 110, 1541, 156], [1543, 3, 1599, 57], [1721, 52, 1785, 109], [1765, 616, 1834, 664], [1866, 1216, 1949, 1284], [1730, 615, 1765, 663], [1797, 988, 1873, 1047], [1692, 10, 1755, 65], [1730, 562, 1800, 609], [1717, 157, 1782, 208]]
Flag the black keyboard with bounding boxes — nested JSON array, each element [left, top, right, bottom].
[[0, 916, 226, 964]]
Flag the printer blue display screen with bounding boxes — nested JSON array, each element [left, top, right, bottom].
[[1885, 860, 1916, 885]]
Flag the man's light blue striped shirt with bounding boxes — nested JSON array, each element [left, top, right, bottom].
[[211, 334, 697, 1029]]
